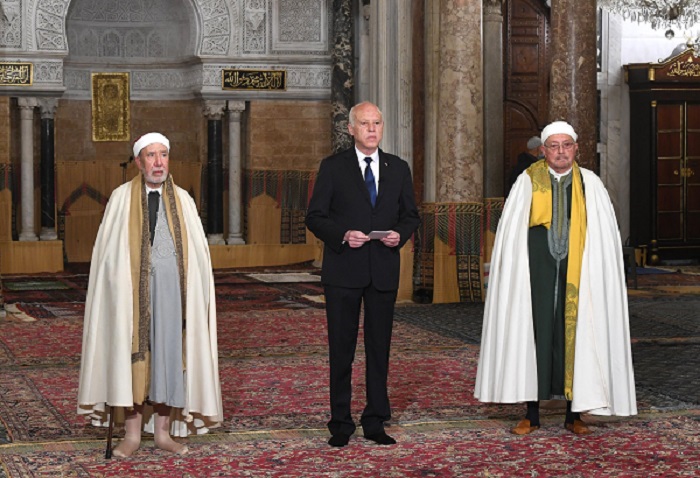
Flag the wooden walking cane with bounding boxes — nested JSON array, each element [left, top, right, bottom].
[[105, 405, 115, 459]]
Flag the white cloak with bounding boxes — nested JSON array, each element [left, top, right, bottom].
[[474, 168, 637, 416], [77, 179, 223, 436]]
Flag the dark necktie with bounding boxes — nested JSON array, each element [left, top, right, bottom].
[[148, 191, 159, 246], [364, 157, 377, 207]]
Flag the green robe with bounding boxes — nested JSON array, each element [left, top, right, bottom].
[[528, 175, 572, 400]]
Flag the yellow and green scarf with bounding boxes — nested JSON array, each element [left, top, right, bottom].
[[527, 160, 587, 400]]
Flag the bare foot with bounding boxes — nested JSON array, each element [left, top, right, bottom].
[[154, 434, 188, 455], [112, 436, 141, 458]]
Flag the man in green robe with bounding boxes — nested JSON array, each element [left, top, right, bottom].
[[475, 121, 637, 435]]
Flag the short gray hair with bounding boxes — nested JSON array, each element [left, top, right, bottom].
[[527, 136, 542, 150], [349, 102, 383, 126]]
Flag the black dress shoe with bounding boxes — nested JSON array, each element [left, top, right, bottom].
[[328, 433, 350, 447], [364, 431, 396, 445]]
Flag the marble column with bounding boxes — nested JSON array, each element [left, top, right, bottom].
[[599, 12, 629, 242], [549, 0, 598, 172], [483, 0, 505, 198], [17, 97, 38, 242], [354, 0, 371, 103], [226, 101, 246, 245], [203, 100, 226, 245], [367, 0, 413, 170], [38, 98, 58, 241], [424, 0, 440, 202], [436, 0, 483, 202], [411, 0, 425, 203], [395, 1, 413, 167], [331, 0, 354, 153]]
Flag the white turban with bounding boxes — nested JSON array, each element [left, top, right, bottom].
[[133, 132, 170, 158], [541, 121, 577, 144]]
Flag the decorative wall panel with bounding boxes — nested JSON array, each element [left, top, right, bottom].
[[0, 0, 21, 48]]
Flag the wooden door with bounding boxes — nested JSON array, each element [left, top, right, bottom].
[[688, 104, 700, 241], [503, 0, 550, 195], [656, 102, 700, 244]]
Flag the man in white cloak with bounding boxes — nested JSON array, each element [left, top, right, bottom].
[[474, 121, 637, 435], [78, 133, 222, 457]]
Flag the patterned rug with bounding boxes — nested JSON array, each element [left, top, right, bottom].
[[2, 280, 70, 291], [0, 307, 462, 367], [1, 266, 699, 476], [0, 413, 697, 477], [0, 347, 505, 443], [0, 343, 683, 445]]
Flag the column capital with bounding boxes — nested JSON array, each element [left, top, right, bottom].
[[38, 98, 59, 119], [484, 0, 504, 16], [203, 100, 226, 120], [227, 100, 246, 113], [17, 96, 39, 109]]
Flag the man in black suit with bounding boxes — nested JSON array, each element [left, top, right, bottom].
[[306, 101, 420, 447]]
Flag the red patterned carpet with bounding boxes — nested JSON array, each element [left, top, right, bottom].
[[0, 414, 697, 477], [0, 267, 699, 476]]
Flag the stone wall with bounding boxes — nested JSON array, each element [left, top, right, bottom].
[[54, 98, 206, 261], [248, 100, 332, 171]]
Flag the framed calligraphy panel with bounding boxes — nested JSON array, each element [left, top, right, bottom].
[[91, 73, 130, 142], [0, 62, 32, 86], [222, 69, 287, 91]]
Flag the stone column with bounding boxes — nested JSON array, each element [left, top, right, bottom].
[[354, 0, 371, 103], [331, 0, 354, 153], [599, 12, 629, 241], [436, 0, 483, 202], [226, 101, 246, 245], [549, 0, 598, 172], [424, 0, 440, 202], [17, 97, 38, 242], [367, 1, 413, 169], [38, 98, 58, 241], [395, 1, 412, 168], [203, 100, 226, 245], [483, 0, 505, 197], [411, 0, 425, 203]]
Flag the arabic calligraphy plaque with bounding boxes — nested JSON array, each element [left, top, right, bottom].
[[0, 62, 33, 86], [222, 69, 287, 91]]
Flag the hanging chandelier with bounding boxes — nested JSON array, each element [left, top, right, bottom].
[[598, 1, 700, 56], [597, 1, 700, 31]]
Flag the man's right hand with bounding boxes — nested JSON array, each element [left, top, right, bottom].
[[343, 230, 370, 248]]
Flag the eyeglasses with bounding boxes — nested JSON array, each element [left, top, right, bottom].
[[543, 142, 575, 151]]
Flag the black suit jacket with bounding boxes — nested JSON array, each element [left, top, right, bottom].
[[305, 147, 420, 291]]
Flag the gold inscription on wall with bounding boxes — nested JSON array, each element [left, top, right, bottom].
[[91, 72, 130, 142], [667, 58, 700, 78], [222, 69, 286, 91], [0, 62, 33, 86]]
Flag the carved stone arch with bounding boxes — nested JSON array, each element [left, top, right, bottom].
[[34, 0, 236, 56], [101, 29, 121, 57], [146, 31, 165, 58], [124, 30, 146, 57]]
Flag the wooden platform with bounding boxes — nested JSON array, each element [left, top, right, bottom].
[[0, 240, 64, 274], [0, 241, 416, 304], [209, 244, 319, 269]]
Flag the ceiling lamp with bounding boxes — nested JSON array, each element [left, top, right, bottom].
[[597, 1, 700, 31], [598, 1, 700, 56]]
